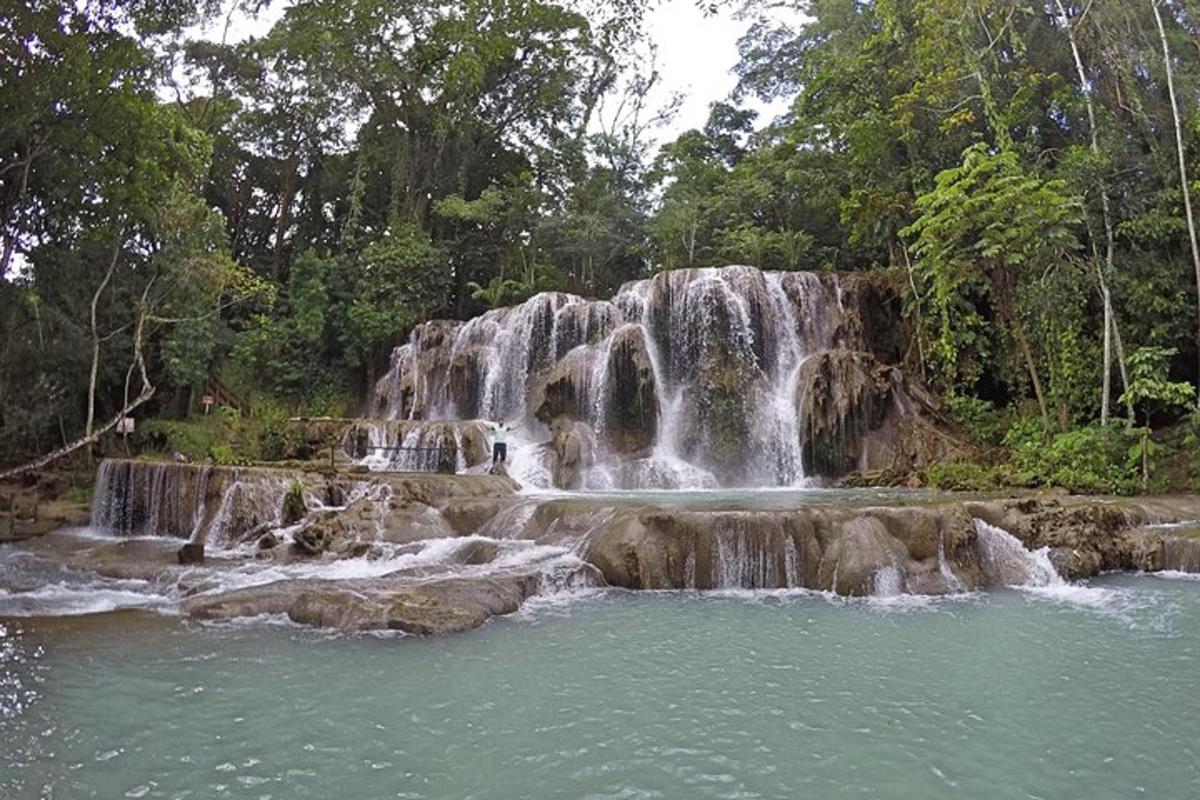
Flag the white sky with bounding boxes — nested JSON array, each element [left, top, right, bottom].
[[199, 0, 797, 148], [644, 1, 794, 142]]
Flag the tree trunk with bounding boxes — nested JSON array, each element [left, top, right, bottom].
[[0, 145, 36, 283], [273, 149, 298, 283], [1153, 0, 1200, 400], [1056, 0, 1127, 424], [996, 265, 1051, 426], [87, 234, 123, 438], [1111, 313, 1136, 424], [1, 307, 154, 481]]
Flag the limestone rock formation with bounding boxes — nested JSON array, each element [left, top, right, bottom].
[[184, 573, 545, 636], [600, 325, 658, 453], [795, 349, 971, 477], [549, 417, 595, 490], [370, 266, 955, 486]]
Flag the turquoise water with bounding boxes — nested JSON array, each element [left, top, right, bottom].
[[531, 485, 952, 510], [3, 575, 1199, 799]]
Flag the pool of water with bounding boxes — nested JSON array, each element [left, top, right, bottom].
[[3, 574, 1199, 799], [525, 485, 957, 510]]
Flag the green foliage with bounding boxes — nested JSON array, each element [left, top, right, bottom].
[[342, 223, 449, 362], [1119, 347, 1196, 423], [921, 462, 1013, 492], [1005, 418, 1138, 495], [1118, 347, 1196, 488], [943, 393, 1007, 447], [903, 144, 1083, 391]]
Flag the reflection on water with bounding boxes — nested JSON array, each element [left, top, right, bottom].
[[2, 575, 1199, 799]]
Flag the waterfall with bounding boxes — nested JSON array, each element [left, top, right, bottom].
[[372, 266, 864, 488], [91, 460, 218, 539], [871, 565, 904, 597], [974, 519, 1064, 587], [937, 531, 965, 592], [345, 420, 490, 473], [90, 459, 323, 548], [677, 514, 805, 590]]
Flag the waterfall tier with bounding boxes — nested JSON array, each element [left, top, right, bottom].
[[62, 466, 1200, 632], [371, 266, 948, 488]]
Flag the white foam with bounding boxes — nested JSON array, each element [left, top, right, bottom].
[[1151, 570, 1200, 582], [0, 583, 168, 617]]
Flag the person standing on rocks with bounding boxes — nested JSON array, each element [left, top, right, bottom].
[[490, 420, 519, 467]]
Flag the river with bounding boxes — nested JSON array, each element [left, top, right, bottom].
[[3, 572, 1198, 799]]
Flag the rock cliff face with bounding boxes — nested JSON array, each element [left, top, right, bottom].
[[370, 266, 960, 489]]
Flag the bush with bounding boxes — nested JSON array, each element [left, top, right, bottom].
[[208, 441, 240, 465], [944, 392, 1007, 446], [921, 461, 1015, 492], [1005, 417, 1137, 494], [135, 419, 219, 462]]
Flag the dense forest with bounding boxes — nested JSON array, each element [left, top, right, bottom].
[[3, 0, 1200, 491]]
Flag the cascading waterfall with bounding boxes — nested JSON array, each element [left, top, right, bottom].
[[344, 420, 491, 474], [974, 519, 1064, 587], [372, 266, 860, 488]]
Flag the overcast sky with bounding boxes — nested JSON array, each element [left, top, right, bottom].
[[199, 0, 796, 148]]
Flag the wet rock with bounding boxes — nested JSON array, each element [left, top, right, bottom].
[[438, 498, 506, 535], [795, 350, 894, 476], [291, 512, 348, 556], [455, 539, 502, 565], [550, 417, 595, 490], [817, 517, 911, 596], [831, 271, 906, 363], [324, 482, 347, 507], [177, 543, 205, 565], [448, 345, 488, 418], [601, 325, 658, 453], [281, 483, 307, 526], [532, 349, 593, 424], [185, 573, 545, 636], [583, 509, 822, 591], [257, 531, 281, 550], [1047, 547, 1103, 580], [1160, 529, 1200, 573]]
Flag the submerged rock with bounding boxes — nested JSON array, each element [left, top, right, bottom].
[[184, 573, 546, 636], [291, 512, 347, 556]]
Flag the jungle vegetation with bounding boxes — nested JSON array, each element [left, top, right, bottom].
[[3, 0, 1200, 492]]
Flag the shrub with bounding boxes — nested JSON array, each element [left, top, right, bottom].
[[921, 461, 1014, 492], [1005, 418, 1137, 494]]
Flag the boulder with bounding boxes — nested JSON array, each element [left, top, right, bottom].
[[257, 531, 281, 551], [177, 543, 205, 565], [797, 349, 974, 478], [438, 498, 507, 535], [532, 349, 592, 424], [291, 512, 348, 556], [185, 573, 545, 636], [281, 482, 307, 526]]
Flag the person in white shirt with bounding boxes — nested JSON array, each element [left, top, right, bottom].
[[490, 420, 519, 465]]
